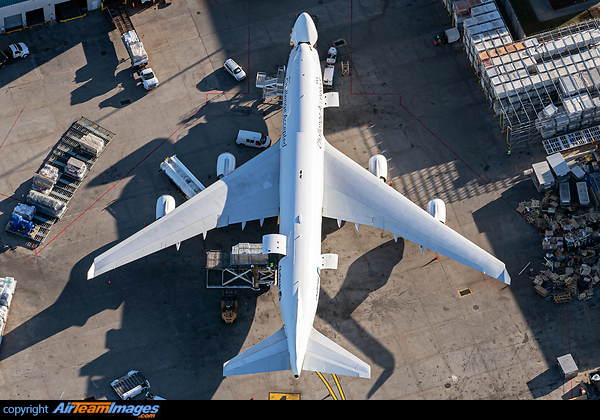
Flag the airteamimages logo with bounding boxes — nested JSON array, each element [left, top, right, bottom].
[[52, 402, 160, 417]]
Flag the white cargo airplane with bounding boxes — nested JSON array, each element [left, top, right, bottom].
[[87, 12, 510, 379]]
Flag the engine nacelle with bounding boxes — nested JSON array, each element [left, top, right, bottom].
[[368, 154, 387, 183], [427, 198, 446, 224], [156, 195, 176, 219], [217, 152, 236, 179], [156, 195, 180, 250]]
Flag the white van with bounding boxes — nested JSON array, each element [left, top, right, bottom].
[[236, 130, 271, 149]]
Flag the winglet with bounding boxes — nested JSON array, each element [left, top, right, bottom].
[[87, 263, 95, 280], [498, 268, 511, 285]]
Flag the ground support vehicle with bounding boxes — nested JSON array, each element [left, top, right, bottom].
[[221, 290, 238, 323], [235, 130, 271, 149], [105, 1, 149, 68], [140, 68, 159, 90], [7, 42, 29, 59], [323, 65, 334, 89], [224, 58, 246, 81], [159, 155, 205, 200], [0, 50, 8, 68], [111, 370, 150, 400]]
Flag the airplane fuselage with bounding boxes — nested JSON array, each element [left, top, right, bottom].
[[278, 41, 324, 377]]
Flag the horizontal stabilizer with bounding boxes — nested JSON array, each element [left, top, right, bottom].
[[302, 328, 370, 378], [223, 327, 290, 376]]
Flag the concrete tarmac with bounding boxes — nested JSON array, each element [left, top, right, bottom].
[[0, 0, 598, 400]]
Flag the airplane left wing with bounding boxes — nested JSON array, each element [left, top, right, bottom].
[[322, 141, 510, 285], [88, 145, 280, 279]]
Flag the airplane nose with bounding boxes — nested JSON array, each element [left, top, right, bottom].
[[291, 12, 318, 46]]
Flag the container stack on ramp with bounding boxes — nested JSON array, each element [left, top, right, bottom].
[[4, 117, 116, 247]]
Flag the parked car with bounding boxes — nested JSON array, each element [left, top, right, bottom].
[[0, 50, 8, 68], [8, 42, 29, 58], [224, 58, 246, 81], [139, 68, 159, 90]]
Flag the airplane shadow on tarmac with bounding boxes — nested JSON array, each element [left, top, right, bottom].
[[319, 218, 405, 398], [0, 136, 262, 399], [0, 128, 403, 399]]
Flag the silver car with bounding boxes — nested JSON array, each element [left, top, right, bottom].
[[224, 58, 246, 81]]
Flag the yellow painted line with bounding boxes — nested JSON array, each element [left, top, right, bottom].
[[269, 392, 301, 400], [332, 374, 346, 400], [316, 372, 337, 400]]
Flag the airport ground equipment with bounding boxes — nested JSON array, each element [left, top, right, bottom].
[[5, 117, 116, 246], [323, 65, 334, 89], [206, 243, 277, 290], [221, 290, 238, 323], [589, 369, 600, 394], [0, 277, 16, 348], [111, 370, 150, 400], [255, 66, 286, 101], [104, 1, 148, 68], [0, 43, 28, 68], [159, 155, 205, 200], [557, 353, 579, 380]]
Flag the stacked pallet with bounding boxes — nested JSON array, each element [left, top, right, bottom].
[[520, 191, 600, 302], [5, 117, 116, 245], [0, 277, 16, 347]]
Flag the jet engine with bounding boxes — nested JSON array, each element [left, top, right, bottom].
[[427, 198, 446, 224], [156, 194, 180, 250], [217, 152, 236, 179], [368, 154, 387, 183], [156, 194, 175, 219]]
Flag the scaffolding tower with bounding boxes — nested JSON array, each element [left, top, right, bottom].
[[205, 243, 277, 290], [445, 0, 600, 152]]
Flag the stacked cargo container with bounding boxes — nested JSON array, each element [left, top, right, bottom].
[[445, 0, 600, 150]]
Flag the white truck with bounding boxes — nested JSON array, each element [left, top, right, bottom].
[[159, 155, 205, 200], [122, 30, 148, 68]]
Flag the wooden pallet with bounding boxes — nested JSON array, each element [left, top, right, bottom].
[[554, 291, 572, 303]]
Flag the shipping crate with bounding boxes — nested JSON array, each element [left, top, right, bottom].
[[534, 284, 549, 298]]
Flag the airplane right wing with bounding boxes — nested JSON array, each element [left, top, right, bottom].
[[322, 141, 510, 285], [88, 145, 280, 279]]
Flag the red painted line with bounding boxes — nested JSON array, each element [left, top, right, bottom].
[[23, 7, 254, 262], [0, 192, 24, 203], [0, 104, 25, 151], [23, 100, 209, 264]]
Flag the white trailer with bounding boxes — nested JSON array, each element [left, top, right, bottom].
[[122, 30, 148, 68], [159, 155, 205, 200], [323, 65, 334, 89]]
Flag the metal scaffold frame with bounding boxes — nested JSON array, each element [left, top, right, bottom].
[[445, 0, 600, 152], [205, 243, 278, 290], [468, 17, 600, 150]]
